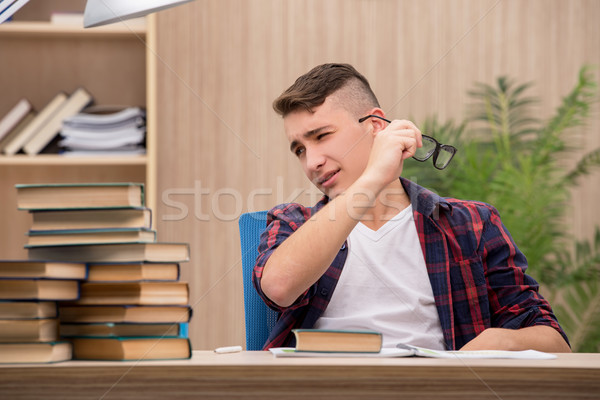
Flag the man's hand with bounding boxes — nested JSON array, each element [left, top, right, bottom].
[[360, 119, 423, 192], [459, 326, 571, 353]]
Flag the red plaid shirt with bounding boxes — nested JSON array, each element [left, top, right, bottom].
[[253, 178, 568, 350]]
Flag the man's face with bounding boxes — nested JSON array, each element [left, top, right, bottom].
[[284, 96, 373, 198]]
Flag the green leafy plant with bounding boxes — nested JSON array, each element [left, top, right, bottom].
[[404, 67, 600, 351]]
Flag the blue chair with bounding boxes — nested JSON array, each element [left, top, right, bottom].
[[239, 211, 279, 350]]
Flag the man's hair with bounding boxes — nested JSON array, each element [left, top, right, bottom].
[[273, 63, 380, 118]]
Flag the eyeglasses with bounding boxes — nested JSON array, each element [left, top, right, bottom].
[[358, 114, 457, 170]]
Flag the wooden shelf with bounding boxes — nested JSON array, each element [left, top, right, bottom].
[[0, 21, 146, 37], [0, 155, 147, 166]]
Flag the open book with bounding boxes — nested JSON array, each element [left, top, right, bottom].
[[270, 343, 557, 360]]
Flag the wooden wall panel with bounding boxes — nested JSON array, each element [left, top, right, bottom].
[[154, 0, 600, 349]]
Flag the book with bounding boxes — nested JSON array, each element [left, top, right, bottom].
[[27, 242, 190, 263], [0, 260, 86, 280], [2, 92, 68, 155], [0, 342, 72, 364], [270, 344, 557, 360], [0, 278, 79, 301], [86, 262, 180, 282], [58, 305, 192, 323], [25, 228, 156, 247], [0, 0, 29, 24], [71, 337, 191, 361], [16, 182, 145, 210], [293, 329, 383, 353], [0, 301, 57, 319], [60, 322, 188, 338], [29, 207, 152, 231], [0, 98, 32, 142], [0, 111, 34, 152], [0, 318, 58, 342], [23, 87, 93, 155], [72, 282, 189, 305]]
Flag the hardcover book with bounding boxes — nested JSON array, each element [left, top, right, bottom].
[[23, 87, 93, 155], [71, 337, 191, 361], [293, 329, 383, 353], [58, 305, 192, 324], [0, 260, 86, 280], [27, 242, 190, 263], [72, 281, 189, 306], [16, 182, 145, 210], [0, 341, 72, 364], [0, 301, 57, 319], [60, 322, 188, 338], [0, 318, 59, 342], [29, 208, 152, 231], [86, 262, 180, 282], [25, 228, 156, 247], [0, 278, 79, 301], [3, 92, 68, 155]]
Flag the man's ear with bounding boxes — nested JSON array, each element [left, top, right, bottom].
[[368, 108, 387, 133]]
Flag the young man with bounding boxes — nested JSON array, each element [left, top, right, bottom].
[[253, 63, 570, 352]]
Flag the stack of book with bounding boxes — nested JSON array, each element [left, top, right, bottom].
[[1, 89, 94, 156], [59, 106, 146, 156], [15, 182, 192, 361], [0, 260, 83, 363]]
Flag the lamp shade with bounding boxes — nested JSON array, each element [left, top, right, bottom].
[[83, 0, 194, 28]]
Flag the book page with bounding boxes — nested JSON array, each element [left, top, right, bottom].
[[270, 347, 414, 358], [398, 344, 557, 360]]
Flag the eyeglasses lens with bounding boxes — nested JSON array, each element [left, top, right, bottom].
[[414, 136, 436, 161], [434, 146, 455, 168]]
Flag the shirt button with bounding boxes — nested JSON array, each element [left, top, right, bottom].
[[341, 243, 346, 250], [320, 288, 329, 296]]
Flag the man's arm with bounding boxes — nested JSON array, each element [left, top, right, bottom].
[[260, 118, 421, 307], [460, 325, 571, 352]]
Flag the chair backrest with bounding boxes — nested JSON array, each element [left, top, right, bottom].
[[239, 211, 279, 350]]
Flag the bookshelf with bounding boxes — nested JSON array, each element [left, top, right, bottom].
[[0, 2, 157, 258]]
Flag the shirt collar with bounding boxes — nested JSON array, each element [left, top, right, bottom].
[[312, 178, 452, 218]]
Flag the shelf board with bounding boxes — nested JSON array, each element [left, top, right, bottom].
[[0, 155, 147, 166], [0, 21, 146, 38]]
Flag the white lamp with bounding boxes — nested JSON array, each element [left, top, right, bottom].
[[83, 0, 194, 28]]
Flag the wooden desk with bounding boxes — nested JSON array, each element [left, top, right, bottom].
[[1, 351, 599, 399]]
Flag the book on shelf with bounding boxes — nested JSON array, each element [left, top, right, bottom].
[[49, 12, 84, 25], [23, 87, 94, 155], [58, 305, 192, 324], [293, 329, 383, 353], [16, 182, 145, 210], [25, 227, 157, 247], [0, 111, 35, 153], [87, 262, 180, 282], [0, 260, 86, 280], [0, 301, 57, 319], [60, 322, 188, 338], [0, 98, 33, 142], [0, 278, 79, 301], [0, 0, 30, 24], [28, 242, 190, 263], [0, 341, 72, 364], [29, 207, 152, 231], [2, 92, 68, 156], [72, 281, 189, 306], [0, 318, 59, 342], [71, 337, 191, 361]]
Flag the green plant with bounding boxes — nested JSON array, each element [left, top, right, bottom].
[[404, 67, 600, 351]]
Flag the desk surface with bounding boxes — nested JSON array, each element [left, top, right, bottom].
[[1, 351, 599, 399]]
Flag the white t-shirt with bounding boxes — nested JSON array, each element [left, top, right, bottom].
[[314, 205, 446, 349]]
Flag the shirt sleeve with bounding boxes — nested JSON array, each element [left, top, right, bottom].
[[481, 205, 570, 346], [252, 203, 318, 312]]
